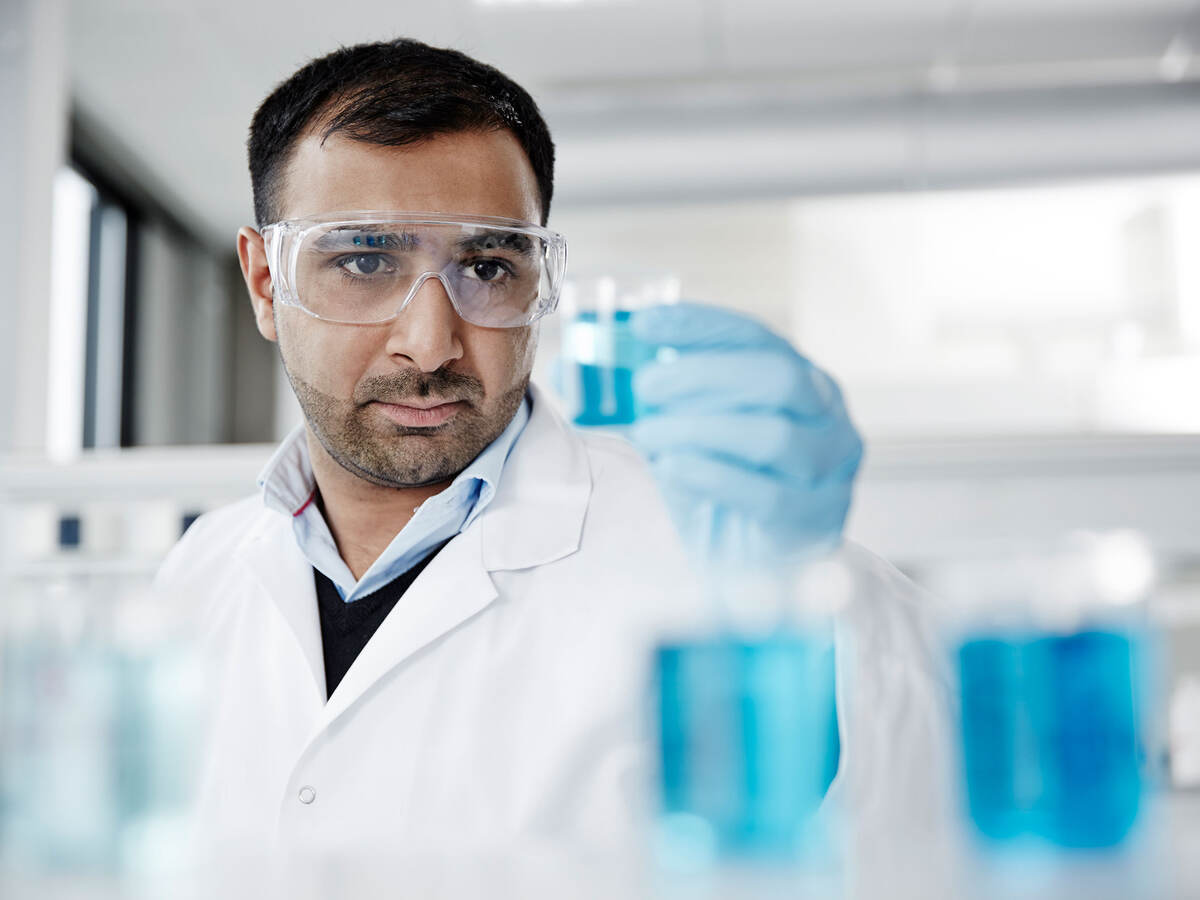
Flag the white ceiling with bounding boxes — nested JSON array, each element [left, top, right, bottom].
[[67, 0, 1200, 246]]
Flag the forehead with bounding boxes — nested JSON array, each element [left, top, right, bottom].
[[279, 130, 541, 224]]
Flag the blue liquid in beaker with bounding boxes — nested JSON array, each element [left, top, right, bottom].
[[566, 310, 655, 427], [656, 634, 839, 860], [0, 637, 202, 872], [958, 630, 1142, 849], [0, 639, 123, 869]]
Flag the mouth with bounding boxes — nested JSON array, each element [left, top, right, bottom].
[[372, 399, 466, 428]]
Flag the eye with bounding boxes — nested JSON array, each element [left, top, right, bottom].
[[465, 259, 511, 283], [337, 254, 391, 277]]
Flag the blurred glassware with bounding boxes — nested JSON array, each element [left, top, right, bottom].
[[930, 531, 1159, 851], [557, 272, 679, 427], [0, 566, 205, 877], [1168, 674, 1200, 789], [652, 517, 850, 867], [957, 630, 1143, 848], [655, 628, 839, 864]]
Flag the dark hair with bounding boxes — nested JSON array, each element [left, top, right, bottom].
[[248, 38, 555, 227]]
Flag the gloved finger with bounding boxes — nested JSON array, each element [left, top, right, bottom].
[[634, 350, 842, 419], [629, 302, 794, 353], [630, 412, 862, 482], [650, 450, 856, 534]]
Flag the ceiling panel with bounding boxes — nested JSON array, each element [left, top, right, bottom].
[[464, 0, 711, 86], [716, 0, 961, 73], [195, 2, 474, 90], [553, 117, 913, 206], [964, 0, 1196, 65], [963, 15, 1183, 66], [971, 0, 1193, 14]]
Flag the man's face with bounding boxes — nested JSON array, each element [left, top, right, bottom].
[[256, 130, 542, 489]]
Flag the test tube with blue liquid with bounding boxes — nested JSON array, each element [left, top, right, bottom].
[[936, 533, 1158, 854], [558, 274, 680, 428]]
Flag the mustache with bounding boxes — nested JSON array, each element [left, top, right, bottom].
[[355, 368, 485, 406]]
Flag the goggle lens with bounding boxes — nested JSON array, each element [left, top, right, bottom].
[[270, 217, 565, 328]]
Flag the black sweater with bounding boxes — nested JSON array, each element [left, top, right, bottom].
[[313, 543, 447, 699]]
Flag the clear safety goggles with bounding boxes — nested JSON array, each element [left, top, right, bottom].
[[261, 212, 568, 328]]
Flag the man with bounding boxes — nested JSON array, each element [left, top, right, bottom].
[[156, 38, 954, 860]]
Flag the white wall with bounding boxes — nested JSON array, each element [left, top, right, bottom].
[[848, 433, 1200, 571], [0, 0, 68, 455]]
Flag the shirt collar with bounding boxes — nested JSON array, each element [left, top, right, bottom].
[[258, 425, 317, 518], [408, 395, 530, 527], [257, 395, 531, 522]]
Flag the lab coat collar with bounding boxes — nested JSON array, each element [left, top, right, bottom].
[[478, 382, 592, 572]]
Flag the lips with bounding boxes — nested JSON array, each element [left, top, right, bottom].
[[373, 399, 465, 428], [384, 399, 458, 410]]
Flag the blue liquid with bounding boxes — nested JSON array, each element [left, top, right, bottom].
[[0, 638, 201, 871], [656, 634, 839, 859], [566, 311, 655, 427], [958, 630, 1143, 849], [0, 640, 122, 869]]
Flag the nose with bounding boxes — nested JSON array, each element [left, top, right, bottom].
[[384, 272, 464, 372]]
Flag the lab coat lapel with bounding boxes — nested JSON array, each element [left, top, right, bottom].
[[320, 523, 497, 725], [317, 385, 593, 726], [236, 516, 327, 708], [478, 384, 591, 572]]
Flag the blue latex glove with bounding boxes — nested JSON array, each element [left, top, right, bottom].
[[627, 302, 863, 562]]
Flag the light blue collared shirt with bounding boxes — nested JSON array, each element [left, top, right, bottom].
[[258, 395, 531, 603]]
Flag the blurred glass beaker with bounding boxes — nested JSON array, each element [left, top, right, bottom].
[[656, 632, 838, 863], [0, 570, 205, 876], [932, 532, 1157, 851], [654, 545, 848, 866], [958, 630, 1143, 848], [558, 273, 680, 427]]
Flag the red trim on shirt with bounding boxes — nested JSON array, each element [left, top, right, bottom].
[[293, 489, 317, 518]]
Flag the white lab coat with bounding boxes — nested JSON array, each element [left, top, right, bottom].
[[154, 384, 957, 863]]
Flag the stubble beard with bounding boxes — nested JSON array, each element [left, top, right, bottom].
[[287, 366, 529, 489]]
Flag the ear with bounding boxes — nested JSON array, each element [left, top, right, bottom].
[[237, 226, 278, 342]]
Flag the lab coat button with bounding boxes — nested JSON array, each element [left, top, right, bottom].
[[298, 786, 316, 805]]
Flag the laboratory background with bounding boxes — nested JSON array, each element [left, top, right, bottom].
[[3, 0, 1200, 895]]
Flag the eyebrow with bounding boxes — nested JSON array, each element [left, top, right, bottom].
[[312, 229, 420, 252], [454, 232, 534, 255]]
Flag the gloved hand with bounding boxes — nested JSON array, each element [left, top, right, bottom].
[[627, 302, 863, 563]]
